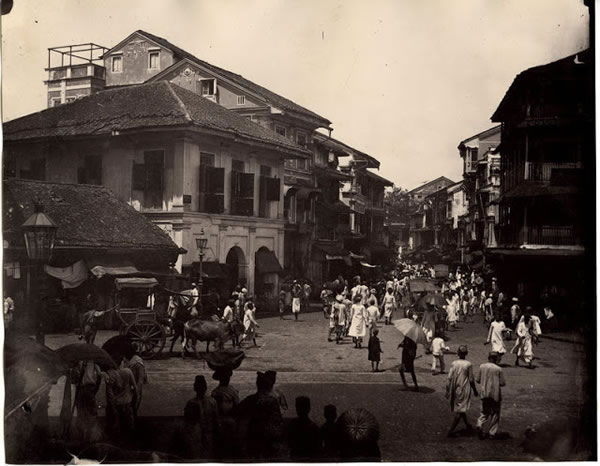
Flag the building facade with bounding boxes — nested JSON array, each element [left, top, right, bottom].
[[488, 49, 593, 318], [5, 81, 311, 298]]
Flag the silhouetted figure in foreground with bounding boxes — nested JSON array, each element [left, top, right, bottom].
[[287, 396, 321, 461], [320, 404, 340, 461]]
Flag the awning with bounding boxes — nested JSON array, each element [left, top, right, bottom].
[[45, 260, 88, 289], [114, 277, 159, 290], [255, 249, 283, 274], [296, 187, 321, 200], [349, 252, 364, 260], [196, 261, 230, 279], [89, 258, 140, 278]]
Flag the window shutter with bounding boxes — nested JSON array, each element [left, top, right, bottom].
[[207, 194, 225, 214], [208, 167, 225, 194], [266, 177, 280, 201], [231, 171, 241, 197], [240, 173, 255, 198], [132, 163, 146, 190], [199, 164, 208, 193]]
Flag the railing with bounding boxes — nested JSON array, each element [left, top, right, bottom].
[[524, 162, 581, 182], [526, 225, 579, 246], [499, 225, 580, 246]]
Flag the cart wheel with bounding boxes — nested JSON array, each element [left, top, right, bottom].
[[125, 320, 165, 359]]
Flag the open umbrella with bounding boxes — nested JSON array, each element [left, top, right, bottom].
[[336, 408, 380, 443], [418, 293, 447, 308], [102, 335, 134, 363], [393, 318, 427, 345], [56, 343, 117, 370]]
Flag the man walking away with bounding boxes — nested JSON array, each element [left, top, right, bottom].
[[446, 345, 478, 437], [476, 352, 506, 440], [398, 336, 419, 392]]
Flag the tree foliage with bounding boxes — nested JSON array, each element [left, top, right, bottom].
[[384, 187, 415, 224]]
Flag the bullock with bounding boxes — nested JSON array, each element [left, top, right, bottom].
[[182, 319, 244, 358]]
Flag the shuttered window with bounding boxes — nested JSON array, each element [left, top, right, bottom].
[[199, 159, 224, 213], [258, 176, 281, 217], [231, 171, 254, 216], [131, 150, 164, 209]]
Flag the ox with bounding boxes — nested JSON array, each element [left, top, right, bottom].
[[182, 319, 244, 358]]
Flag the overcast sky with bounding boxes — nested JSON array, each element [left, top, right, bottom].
[[1, 0, 589, 190]]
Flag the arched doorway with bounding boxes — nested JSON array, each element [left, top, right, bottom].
[[226, 246, 247, 294], [254, 246, 283, 298]]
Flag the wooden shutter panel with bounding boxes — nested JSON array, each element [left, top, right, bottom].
[[207, 194, 225, 214], [77, 167, 86, 184], [266, 177, 280, 201], [240, 173, 255, 198], [208, 167, 225, 194], [199, 164, 208, 193], [132, 163, 146, 190], [231, 171, 241, 197]]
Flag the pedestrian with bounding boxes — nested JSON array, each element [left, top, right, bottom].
[[124, 345, 148, 418], [4, 296, 15, 330], [398, 336, 419, 392], [242, 301, 259, 347], [303, 282, 312, 313], [343, 296, 353, 336], [291, 281, 302, 321], [348, 294, 367, 349], [368, 329, 383, 372], [235, 371, 284, 460], [222, 299, 234, 323], [446, 292, 459, 329], [320, 404, 339, 461], [382, 287, 396, 325], [265, 370, 289, 413], [73, 360, 102, 443], [446, 345, 479, 437], [278, 290, 286, 320], [511, 313, 538, 368], [366, 297, 380, 335], [211, 368, 240, 460], [184, 375, 219, 460], [287, 396, 321, 461], [476, 352, 506, 440], [327, 300, 337, 342], [485, 314, 507, 363], [103, 364, 137, 446], [431, 331, 449, 375], [543, 306, 558, 333], [334, 295, 346, 344], [422, 304, 436, 353]]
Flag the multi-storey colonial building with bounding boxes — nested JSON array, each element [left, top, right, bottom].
[[4, 81, 311, 298], [457, 126, 501, 253], [488, 49, 593, 318]]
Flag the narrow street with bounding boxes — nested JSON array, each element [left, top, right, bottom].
[[45, 309, 592, 461]]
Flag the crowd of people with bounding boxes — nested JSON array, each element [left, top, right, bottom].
[[179, 370, 381, 462]]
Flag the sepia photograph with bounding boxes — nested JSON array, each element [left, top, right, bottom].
[[0, 0, 596, 462]]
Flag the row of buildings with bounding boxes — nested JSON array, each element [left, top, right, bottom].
[[3, 30, 396, 305], [403, 46, 593, 317]]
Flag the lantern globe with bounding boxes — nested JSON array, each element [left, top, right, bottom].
[[21, 201, 57, 261]]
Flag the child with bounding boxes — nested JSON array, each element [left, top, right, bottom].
[[368, 329, 383, 372], [320, 404, 339, 460], [431, 331, 450, 375], [278, 290, 286, 320]]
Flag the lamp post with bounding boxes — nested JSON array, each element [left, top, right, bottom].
[[22, 199, 57, 344], [195, 229, 208, 313]]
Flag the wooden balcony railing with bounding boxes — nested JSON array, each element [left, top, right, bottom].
[[524, 162, 581, 182], [499, 225, 580, 246]]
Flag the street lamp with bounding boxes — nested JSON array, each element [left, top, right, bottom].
[[195, 229, 208, 313], [22, 199, 57, 344]]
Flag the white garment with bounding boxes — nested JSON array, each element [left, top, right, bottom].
[[487, 321, 506, 354]]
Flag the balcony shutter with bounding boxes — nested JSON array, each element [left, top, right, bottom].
[[231, 171, 242, 197], [132, 162, 146, 191], [240, 173, 255, 198], [266, 177, 280, 201], [199, 164, 208, 193], [208, 167, 225, 194], [206, 194, 225, 214]]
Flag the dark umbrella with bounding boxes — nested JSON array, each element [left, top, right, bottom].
[[4, 336, 69, 418], [204, 349, 245, 371], [101, 335, 134, 363], [56, 343, 117, 370], [418, 293, 447, 308]]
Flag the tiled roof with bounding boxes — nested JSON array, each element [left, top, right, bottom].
[[3, 179, 180, 251], [3, 81, 310, 157], [137, 30, 331, 127]]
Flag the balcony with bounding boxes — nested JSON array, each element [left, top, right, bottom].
[[500, 224, 580, 247], [524, 162, 582, 183]]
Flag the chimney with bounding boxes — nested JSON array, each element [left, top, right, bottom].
[[45, 43, 109, 108]]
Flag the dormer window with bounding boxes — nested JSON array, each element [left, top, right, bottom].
[[296, 131, 308, 148], [148, 50, 160, 70], [237, 95, 246, 105], [111, 55, 123, 73], [200, 79, 216, 96]]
